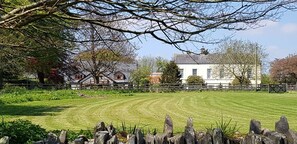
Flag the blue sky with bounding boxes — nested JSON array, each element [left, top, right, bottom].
[[136, 11, 297, 62]]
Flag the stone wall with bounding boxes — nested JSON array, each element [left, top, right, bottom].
[[1, 115, 297, 144]]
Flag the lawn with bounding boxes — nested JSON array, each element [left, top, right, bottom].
[[1, 90, 297, 134]]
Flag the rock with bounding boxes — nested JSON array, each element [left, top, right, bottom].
[[78, 135, 89, 143], [94, 121, 108, 134], [250, 119, 261, 134], [262, 137, 274, 144], [127, 134, 136, 144], [0, 136, 9, 144], [184, 118, 195, 144], [145, 133, 155, 144], [94, 131, 109, 144], [135, 129, 145, 144], [48, 132, 58, 144], [59, 130, 68, 144], [163, 115, 173, 138], [73, 138, 84, 144], [107, 135, 118, 144], [107, 124, 116, 136], [212, 128, 223, 144], [262, 128, 272, 136], [275, 116, 289, 134], [197, 132, 212, 144], [170, 134, 185, 144], [285, 130, 297, 144], [155, 134, 168, 144], [242, 133, 262, 144], [267, 131, 287, 144]]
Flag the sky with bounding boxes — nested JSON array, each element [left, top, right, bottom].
[[136, 10, 297, 62]]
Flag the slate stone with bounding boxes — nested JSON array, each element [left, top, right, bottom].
[[275, 116, 289, 134], [0, 136, 9, 144], [94, 131, 109, 144], [135, 129, 145, 144], [212, 128, 223, 144], [73, 138, 84, 144], [145, 133, 155, 144], [195, 132, 213, 144], [155, 134, 168, 144], [94, 121, 108, 134], [262, 137, 274, 144], [78, 135, 89, 143], [242, 133, 262, 144], [170, 134, 185, 144], [107, 124, 116, 136], [127, 134, 136, 144], [107, 135, 118, 144], [184, 118, 195, 144], [47, 132, 58, 144], [59, 130, 67, 144], [285, 130, 297, 144], [163, 115, 173, 138], [250, 119, 261, 134], [267, 131, 287, 144], [262, 128, 272, 136]]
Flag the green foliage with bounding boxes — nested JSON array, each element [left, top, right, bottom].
[[0, 84, 27, 94], [207, 117, 240, 138], [130, 66, 151, 86], [160, 61, 181, 84], [0, 119, 47, 144], [186, 75, 204, 84], [261, 74, 276, 84], [50, 129, 93, 141], [232, 77, 251, 85]]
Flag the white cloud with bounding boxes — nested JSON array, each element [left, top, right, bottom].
[[281, 23, 297, 34]]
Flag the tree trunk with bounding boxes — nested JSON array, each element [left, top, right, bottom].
[[37, 71, 45, 84], [0, 71, 3, 89], [94, 75, 100, 84]]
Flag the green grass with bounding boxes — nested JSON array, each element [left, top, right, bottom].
[[1, 90, 297, 134]]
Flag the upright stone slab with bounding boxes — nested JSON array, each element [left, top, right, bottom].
[[250, 119, 261, 134], [184, 117, 195, 144], [163, 115, 173, 138], [145, 133, 155, 144], [170, 134, 185, 144], [267, 132, 287, 144], [59, 130, 67, 144], [242, 133, 262, 144], [155, 134, 168, 144], [107, 135, 118, 144], [94, 131, 109, 144], [212, 128, 223, 144], [135, 129, 145, 144], [47, 132, 58, 144], [108, 124, 116, 137], [127, 134, 136, 144], [94, 121, 108, 134], [275, 116, 289, 134], [0, 136, 9, 144]]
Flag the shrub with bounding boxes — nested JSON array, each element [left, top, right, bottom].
[[207, 117, 240, 138], [232, 77, 251, 85], [186, 75, 204, 84], [0, 84, 27, 95], [0, 119, 47, 144]]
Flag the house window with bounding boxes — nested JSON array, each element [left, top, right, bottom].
[[207, 68, 212, 79], [219, 69, 224, 79], [114, 72, 126, 80], [247, 69, 252, 79], [192, 69, 197, 76], [179, 69, 184, 78]]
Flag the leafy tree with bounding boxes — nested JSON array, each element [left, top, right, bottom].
[[1, 1, 297, 53], [130, 66, 151, 87], [160, 61, 181, 84], [270, 54, 297, 84], [261, 74, 276, 84], [211, 40, 267, 86], [186, 75, 205, 85]]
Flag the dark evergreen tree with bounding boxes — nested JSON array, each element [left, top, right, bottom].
[[160, 61, 181, 84]]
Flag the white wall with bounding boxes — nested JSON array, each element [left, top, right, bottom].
[[177, 64, 261, 85]]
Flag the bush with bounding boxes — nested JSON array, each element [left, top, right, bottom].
[[232, 77, 251, 85], [186, 75, 204, 84], [0, 84, 27, 95], [0, 119, 47, 144]]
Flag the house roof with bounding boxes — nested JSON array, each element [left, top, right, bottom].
[[173, 54, 217, 64]]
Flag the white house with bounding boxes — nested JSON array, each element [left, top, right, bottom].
[[173, 53, 261, 86]]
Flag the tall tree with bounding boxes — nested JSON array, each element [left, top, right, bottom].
[[211, 40, 267, 85], [160, 61, 181, 84], [75, 23, 135, 84], [1, 0, 297, 53], [270, 54, 297, 84]]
